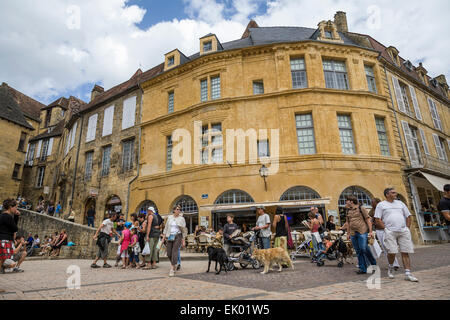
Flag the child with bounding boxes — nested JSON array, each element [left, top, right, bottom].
[[119, 222, 132, 269], [129, 227, 140, 268], [313, 235, 333, 262]]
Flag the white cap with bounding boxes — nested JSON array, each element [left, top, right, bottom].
[[147, 206, 155, 212]]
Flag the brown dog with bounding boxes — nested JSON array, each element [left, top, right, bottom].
[[251, 237, 294, 274]]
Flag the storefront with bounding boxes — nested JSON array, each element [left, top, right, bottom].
[[409, 171, 450, 242]]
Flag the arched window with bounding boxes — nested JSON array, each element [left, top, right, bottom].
[[214, 190, 254, 205], [173, 196, 198, 214], [136, 200, 158, 215], [338, 186, 373, 207], [280, 186, 320, 201]]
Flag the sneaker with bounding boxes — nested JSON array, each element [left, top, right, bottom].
[[103, 264, 112, 268], [388, 268, 395, 279], [12, 267, 24, 273], [90, 263, 100, 269], [355, 270, 367, 274], [176, 264, 181, 271], [169, 269, 175, 277], [405, 274, 418, 282]]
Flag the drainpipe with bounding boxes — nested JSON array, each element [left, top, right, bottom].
[[126, 84, 143, 220], [69, 114, 84, 219]]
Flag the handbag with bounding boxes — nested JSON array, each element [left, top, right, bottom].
[[156, 239, 162, 250], [167, 234, 176, 241], [284, 215, 294, 249], [142, 241, 151, 255], [368, 238, 382, 259]]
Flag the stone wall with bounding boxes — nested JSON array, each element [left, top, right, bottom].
[[17, 208, 116, 259]]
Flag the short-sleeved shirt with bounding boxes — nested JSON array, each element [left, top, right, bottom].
[[256, 213, 271, 238], [346, 206, 369, 236], [438, 197, 450, 221], [374, 200, 411, 232], [100, 219, 114, 234]]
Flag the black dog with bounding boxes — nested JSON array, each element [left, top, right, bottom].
[[206, 246, 228, 274]]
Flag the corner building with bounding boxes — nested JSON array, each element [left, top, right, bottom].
[[131, 13, 426, 240]]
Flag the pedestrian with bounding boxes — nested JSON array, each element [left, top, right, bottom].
[[223, 214, 238, 255], [306, 211, 323, 259], [0, 199, 20, 277], [137, 213, 148, 267], [370, 198, 400, 269], [91, 213, 120, 268], [47, 202, 55, 216], [25, 232, 34, 256], [129, 227, 140, 268], [143, 206, 162, 270], [86, 205, 96, 228], [50, 229, 68, 257], [252, 205, 271, 249], [438, 184, 450, 234], [345, 195, 377, 274], [55, 202, 62, 218], [326, 215, 336, 231], [115, 214, 125, 241], [374, 188, 418, 281], [162, 205, 187, 277], [2, 235, 27, 273], [119, 222, 132, 269], [273, 206, 289, 267]]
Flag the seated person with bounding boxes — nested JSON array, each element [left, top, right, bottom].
[[50, 229, 68, 257], [313, 235, 333, 262], [1, 236, 27, 273]]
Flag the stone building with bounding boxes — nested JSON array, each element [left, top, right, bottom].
[[0, 82, 43, 201], [127, 12, 449, 243]]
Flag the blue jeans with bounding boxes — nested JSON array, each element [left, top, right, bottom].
[[311, 234, 324, 255], [350, 232, 377, 273], [260, 237, 271, 249], [87, 216, 95, 227]]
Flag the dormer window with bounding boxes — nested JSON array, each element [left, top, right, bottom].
[[404, 60, 413, 71], [203, 41, 212, 52], [168, 56, 175, 67], [164, 49, 188, 71], [325, 30, 333, 38], [430, 79, 438, 87]]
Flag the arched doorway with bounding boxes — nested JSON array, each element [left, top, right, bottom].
[[279, 186, 322, 231], [171, 195, 198, 234], [84, 197, 96, 225], [212, 189, 255, 230], [105, 195, 122, 220], [136, 200, 158, 215], [338, 186, 373, 224]]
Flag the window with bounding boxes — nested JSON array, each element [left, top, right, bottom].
[[200, 79, 208, 102], [40, 139, 49, 161], [324, 30, 333, 38], [337, 114, 355, 154], [290, 58, 307, 89], [12, 164, 20, 179], [375, 117, 390, 156], [201, 123, 223, 164], [36, 167, 45, 187], [410, 127, 422, 165], [101, 145, 111, 176], [61, 109, 65, 117], [168, 91, 174, 113], [69, 121, 78, 149], [18, 132, 27, 151], [323, 60, 349, 90], [365, 65, 377, 93], [103, 106, 114, 136], [433, 134, 448, 161], [253, 81, 264, 95], [203, 41, 212, 52], [122, 139, 134, 171], [166, 136, 173, 171], [26, 143, 36, 166], [210, 76, 221, 100], [295, 114, 316, 155], [122, 96, 136, 130], [338, 186, 372, 207], [86, 114, 98, 142], [45, 109, 51, 127], [399, 82, 413, 115], [401, 121, 420, 167], [427, 98, 442, 131], [168, 56, 174, 66], [280, 186, 320, 201], [214, 190, 254, 204], [257, 139, 270, 157], [419, 128, 430, 156], [85, 151, 94, 181]]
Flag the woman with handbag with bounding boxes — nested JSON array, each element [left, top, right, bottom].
[[273, 206, 291, 268], [162, 205, 187, 277]]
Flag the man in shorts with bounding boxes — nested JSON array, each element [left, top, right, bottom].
[[91, 213, 120, 268], [374, 188, 418, 282], [2, 236, 27, 273]]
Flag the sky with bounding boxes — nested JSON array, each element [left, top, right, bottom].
[[0, 0, 449, 105]]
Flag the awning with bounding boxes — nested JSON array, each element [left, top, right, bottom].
[[200, 198, 331, 212], [420, 172, 450, 192]]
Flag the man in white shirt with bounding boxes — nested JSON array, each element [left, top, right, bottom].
[[252, 206, 272, 249], [374, 188, 418, 282], [91, 213, 120, 269]]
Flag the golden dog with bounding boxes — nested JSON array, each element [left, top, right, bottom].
[[252, 238, 294, 274]]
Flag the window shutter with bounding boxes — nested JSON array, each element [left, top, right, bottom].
[[122, 96, 136, 130], [103, 106, 114, 136], [86, 114, 98, 142], [25, 143, 30, 159], [36, 140, 42, 159], [432, 134, 445, 160], [47, 138, 54, 156], [401, 121, 418, 166], [408, 85, 422, 120], [70, 121, 78, 149], [419, 129, 430, 155], [428, 98, 442, 130], [392, 76, 406, 112]]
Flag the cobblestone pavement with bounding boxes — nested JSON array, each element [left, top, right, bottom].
[[1, 244, 449, 300]]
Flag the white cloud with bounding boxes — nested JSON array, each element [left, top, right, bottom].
[[0, 0, 448, 104]]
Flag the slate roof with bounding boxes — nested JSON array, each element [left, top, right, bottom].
[[1, 83, 44, 122], [29, 120, 65, 142], [0, 84, 35, 130]]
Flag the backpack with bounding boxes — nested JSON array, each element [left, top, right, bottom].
[[155, 213, 163, 226]]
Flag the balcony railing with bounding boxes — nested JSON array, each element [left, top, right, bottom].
[[407, 154, 450, 176]]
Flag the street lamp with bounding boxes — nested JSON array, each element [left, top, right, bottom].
[[259, 164, 269, 191]]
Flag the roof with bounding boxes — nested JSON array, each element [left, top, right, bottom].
[[1, 83, 44, 122], [44, 97, 69, 110], [0, 84, 35, 130], [29, 120, 65, 142]]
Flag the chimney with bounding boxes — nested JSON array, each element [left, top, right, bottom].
[[91, 84, 104, 101], [435, 74, 448, 86], [334, 11, 348, 33]]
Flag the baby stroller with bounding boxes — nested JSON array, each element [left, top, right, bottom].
[[314, 234, 348, 268], [226, 230, 261, 270], [290, 231, 314, 261]]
